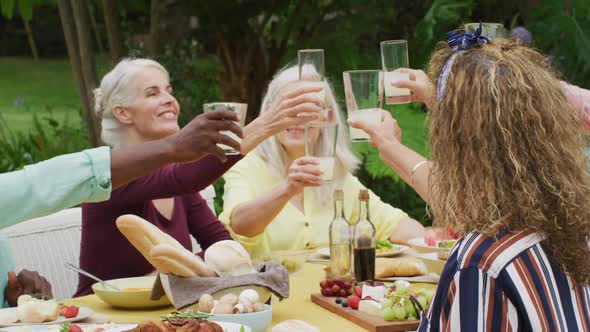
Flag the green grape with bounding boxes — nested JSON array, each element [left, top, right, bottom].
[[404, 301, 416, 318], [382, 307, 396, 321], [417, 295, 428, 308], [408, 314, 417, 320], [393, 287, 408, 296], [381, 299, 393, 309], [392, 305, 406, 320]]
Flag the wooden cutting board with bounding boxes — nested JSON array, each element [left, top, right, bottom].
[[310, 294, 420, 332]]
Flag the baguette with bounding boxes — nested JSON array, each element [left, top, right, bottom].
[[375, 257, 428, 278], [116, 214, 185, 262], [150, 243, 217, 277]]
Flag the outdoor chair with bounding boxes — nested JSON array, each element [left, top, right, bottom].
[[1, 185, 216, 300]]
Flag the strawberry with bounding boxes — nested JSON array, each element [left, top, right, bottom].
[[347, 295, 361, 310], [59, 306, 68, 316], [62, 306, 79, 318], [69, 324, 82, 332], [354, 285, 362, 298]]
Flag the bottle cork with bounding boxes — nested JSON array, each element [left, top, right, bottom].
[[359, 189, 369, 201]]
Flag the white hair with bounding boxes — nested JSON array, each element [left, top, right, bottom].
[[255, 65, 361, 202], [94, 58, 169, 147]]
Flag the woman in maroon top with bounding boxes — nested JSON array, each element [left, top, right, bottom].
[[75, 58, 323, 296]]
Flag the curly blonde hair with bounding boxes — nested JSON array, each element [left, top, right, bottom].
[[427, 39, 590, 285]]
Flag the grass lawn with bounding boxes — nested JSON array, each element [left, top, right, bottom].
[[0, 56, 110, 132]]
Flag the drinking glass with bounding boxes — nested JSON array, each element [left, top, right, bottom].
[[305, 122, 338, 182], [343, 70, 383, 142], [203, 102, 247, 155], [380, 40, 410, 104], [463, 22, 509, 39], [298, 49, 329, 122]]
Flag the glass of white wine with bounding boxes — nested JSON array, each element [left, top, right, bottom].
[[305, 122, 338, 183], [343, 70, 383, 142], [203, 102, 247, 155]]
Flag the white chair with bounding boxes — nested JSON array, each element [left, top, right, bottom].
[[1, 186, 216, 300]]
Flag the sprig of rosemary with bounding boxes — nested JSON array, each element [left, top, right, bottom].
[[160, 311, 210, 320]]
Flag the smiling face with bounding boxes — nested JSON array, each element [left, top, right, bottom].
[[114, 67, 180, 142]]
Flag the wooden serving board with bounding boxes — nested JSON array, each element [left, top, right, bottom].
[[311, 293, 420, 332]]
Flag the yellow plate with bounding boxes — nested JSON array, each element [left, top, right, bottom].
[[92, 276, 172, 309]]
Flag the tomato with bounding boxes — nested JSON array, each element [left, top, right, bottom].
[[62, 306, 79, 318], [69, 324, 82, 332]]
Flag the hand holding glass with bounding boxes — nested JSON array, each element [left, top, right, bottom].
[[203, 102, 247, 155], [305, 122, 338, 182], [343, 70, 383, 142], [381, 40, 411, 105]]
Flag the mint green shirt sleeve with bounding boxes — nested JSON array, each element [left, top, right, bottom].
[[0, 233, 15, 307], [0, 146, 112, 230]]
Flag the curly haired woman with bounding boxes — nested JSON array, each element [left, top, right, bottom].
[[350, 32, 590, 330]]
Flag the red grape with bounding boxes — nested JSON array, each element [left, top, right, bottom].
[[321, 288, 329, 296], [342, 281, 352, 290], [324, 288, 334, 297], [374, 281, 385, 286], [320, 280, 328, 289], [339, 289, 348, 297], [331, 284, 341, 293], [326, 279, 335, 288], [334, 279, 345, 287]]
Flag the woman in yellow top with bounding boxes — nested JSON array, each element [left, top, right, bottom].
[[219, 65, 427, 258]]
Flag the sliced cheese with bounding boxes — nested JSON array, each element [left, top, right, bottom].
[[358, 300, 382, 317], [361, 285, 386, 302]]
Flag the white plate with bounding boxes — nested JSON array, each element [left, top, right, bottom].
[[377, 272, 441, 284], [316, 244, 409, 258], [0, 307, 93, 328], [0, 321, 250, 332], [407, 237, 451, 253]]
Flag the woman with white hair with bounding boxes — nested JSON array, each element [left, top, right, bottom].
[[75, 58, 322, 296], [219, 66, 427, 259]]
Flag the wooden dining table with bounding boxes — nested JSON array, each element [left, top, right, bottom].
[[64, 262, 369, 331]]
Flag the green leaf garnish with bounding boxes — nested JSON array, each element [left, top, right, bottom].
[[376, 240, 394, 249], [160, 311, 210, 320], [59, 322, 71, 332]]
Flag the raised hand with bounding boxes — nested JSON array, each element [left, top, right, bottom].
[[165, 109, 243, 162], [260, 83, 324, 134], [391, 68, 435, 109]]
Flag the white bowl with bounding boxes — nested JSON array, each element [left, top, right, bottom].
[[207, 304, 272, 332]]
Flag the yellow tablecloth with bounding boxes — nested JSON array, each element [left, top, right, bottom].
[[64, 263, 433, 332]]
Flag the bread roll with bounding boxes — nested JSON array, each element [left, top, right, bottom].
[[204, 240, 256, 276], [150, 243, 217, 277], [116, 214, 185, 260], [116, 214, 215, 277], [375, 257, 428, 278]]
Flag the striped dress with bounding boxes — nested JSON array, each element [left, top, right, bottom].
[[418, 230, 590, 331]]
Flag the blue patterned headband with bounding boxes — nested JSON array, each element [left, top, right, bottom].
[[437, 23, 491, 99]]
